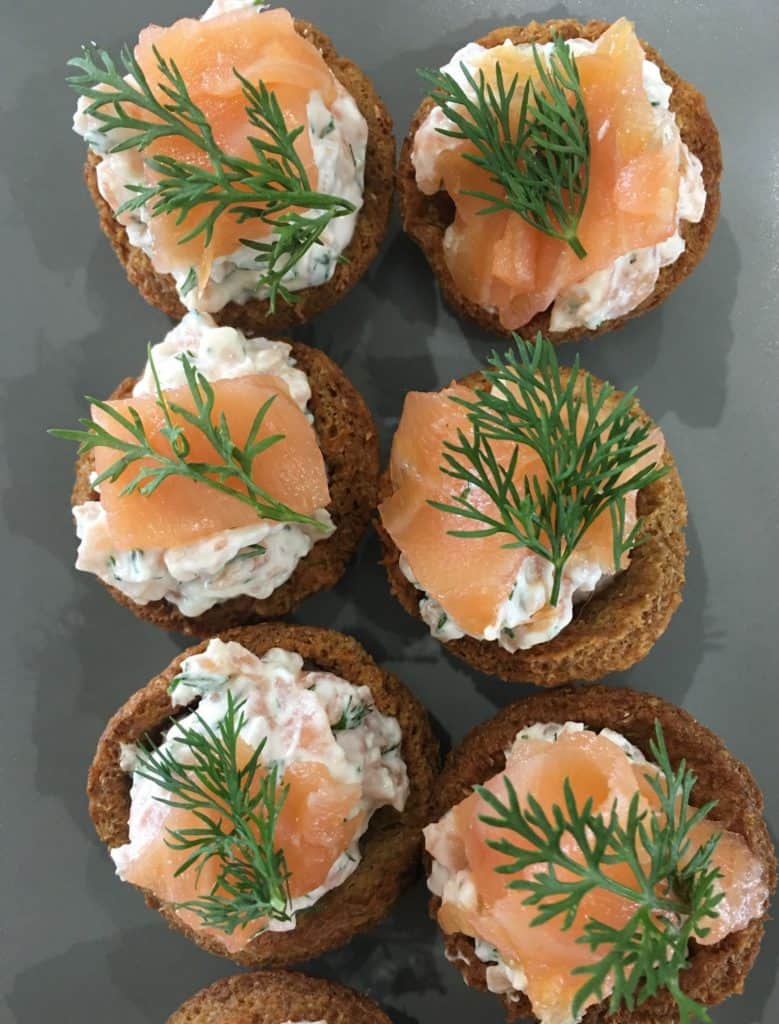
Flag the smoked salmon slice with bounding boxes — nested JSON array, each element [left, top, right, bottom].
[[129, 7, 339, 282], [121, 737, 361, 953], [92, 374, 329, 550], [379, 383, 662, 637], [415, 19, 681, 329], [426, 729, 768, 1023]]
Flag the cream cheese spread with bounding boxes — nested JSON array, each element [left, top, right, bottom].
[[116, 639, 408, 933], [72, 0, 368, 313], [72, 312, 334, 616], [412, 37, 707, 333]]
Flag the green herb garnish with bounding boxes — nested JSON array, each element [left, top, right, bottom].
[[429, 334, 666, 606], [135, 691, 291, 934], [421, 36, 590, 258], [476, 721, 723, 1022], [50, 349, 328, 535], [332, 696, 370, 732], [67, 45, 354, 310]]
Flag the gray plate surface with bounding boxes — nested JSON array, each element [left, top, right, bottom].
[[1, 0, 777, 1021]]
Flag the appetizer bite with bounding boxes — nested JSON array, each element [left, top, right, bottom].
[[399, 18, 721, 341], [167, 971, 392, 1024], [377, 335, 686, 685], [53, 312, 378, 635], [425, 686, 775, 1023], [88, 624, 439, 965], [69, 0, 394, 333]]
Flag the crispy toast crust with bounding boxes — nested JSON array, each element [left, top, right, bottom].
[[376, 368, 687, 686], [397, 19, 723, 343], [84, 19, 395, 333], [88, 623, 440, 967], [426, 685, 776, 1022], [71, 342, 379, 636]]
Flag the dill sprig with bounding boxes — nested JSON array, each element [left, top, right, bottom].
[[135, 691, 291, 934], [67, 44, 355, 310], [50, 349, 328, 535], [476, 721, 723, 1022], [421, 35, 590, 258], [429, 334, 667, 605]]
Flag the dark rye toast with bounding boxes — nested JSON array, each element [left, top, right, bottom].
[[376, 368, 687, 687], [397, 19, 722, 344], [84, 19, 395, 334], [167, 971, 393, 1024], [88, 623, 439, 967], [428, 686, 776, 1023], [71, 342, 379, 636]]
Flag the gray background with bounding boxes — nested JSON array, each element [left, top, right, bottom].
[[0, 0, 776, 1021]]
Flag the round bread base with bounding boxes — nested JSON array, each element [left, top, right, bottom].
[[72, 342, 379, 636], [430, 685, 776, 1023], [88, 623, 440, 968], [167, 970, 393, 1024], [376, 370, 688, 686], [84, 18, 396, 334], [397, 19, 723, 344]]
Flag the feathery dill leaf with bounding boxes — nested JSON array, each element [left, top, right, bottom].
[[420, 36, 590, 257], [475, 721, 723, 1022], [428, 333, 667, 605], [134, 691, 291, 933], [67, 44, 354, 310], [49, 349, 328, 534]]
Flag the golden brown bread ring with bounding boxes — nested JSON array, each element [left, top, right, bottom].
[[397, 19, 723, 344], [428, 685, 776, 1023], [166, 970, 393, 1024], [88, 623, 439, 967], [71, 341, 379, 636], [84, 19, 395, 333], [376, 368, 687, 686]]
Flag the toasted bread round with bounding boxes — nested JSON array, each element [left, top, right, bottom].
[[428, 685, 776, 1023], [376, 368, 687, 686], [84, 19, 395, 334], [398, 19, 722, 344], [167, 970, 392, 1024], [88, 623, 439, 967], [71, 341, 379, 636]]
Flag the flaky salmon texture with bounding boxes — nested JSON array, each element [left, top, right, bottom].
[[425, 725, 769, 1024], [412, 19, 706, 331], [113, 639, 408, 953], [378, 378, 664, 652]]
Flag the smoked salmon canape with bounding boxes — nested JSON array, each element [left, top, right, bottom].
[[167, 971, 392, 1024], [399, 18, 722, 343], [377, 335, 687, 686], [425, 686, 776, 1024], [68, 1, 394, 335], [88, 624, 439, 966], [52, 312, 379, 636]]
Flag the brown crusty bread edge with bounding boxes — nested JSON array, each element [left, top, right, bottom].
[[84, 19, 395, 335], [88, 623, 440, 967], [428, 685, 776, 1023], [71, 341, 380, 637], [376, 368, 687, 686], [397, 19, 723, 344], [166, 970, 393, 1024]]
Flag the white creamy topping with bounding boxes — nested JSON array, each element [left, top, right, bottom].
[[426, 723, 645, 1021], [115, 639, 408, 932], [412, 37, 707, 333], [72, 1, 368, 313], [72, 312, 333, 616]]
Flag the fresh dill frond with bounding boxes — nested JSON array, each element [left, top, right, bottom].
[[428, 333, 667, 605], [421, 35, 590, 257], [49, 349, 328, 534], [135, 691, 291, 934], [332, 695, 371, 732], [67, 45, 355, 309], [475, 721, 723, 1023]]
